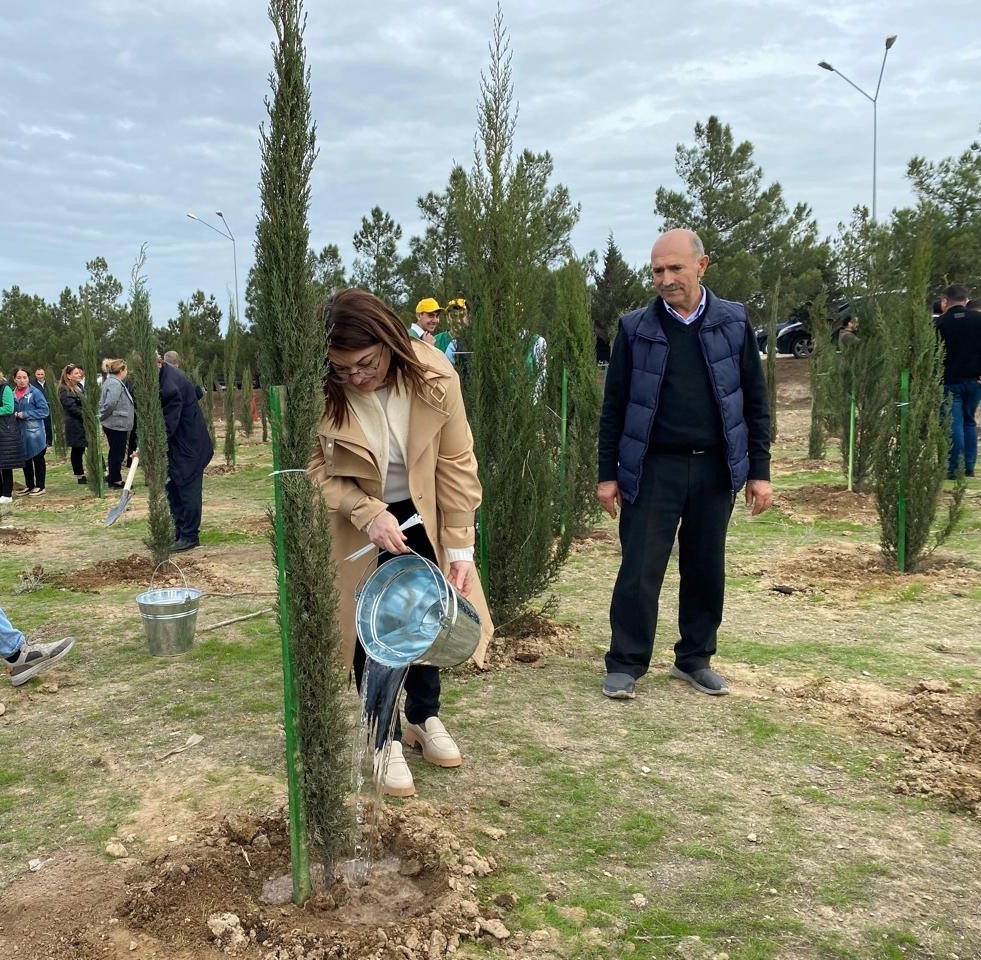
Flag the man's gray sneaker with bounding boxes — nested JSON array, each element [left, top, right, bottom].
[[602, 672, 636, 699], [6, 637, 76, 687], [669, 664, 729, 696]]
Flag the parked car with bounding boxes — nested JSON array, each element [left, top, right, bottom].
[[755, 316, 814, 359]]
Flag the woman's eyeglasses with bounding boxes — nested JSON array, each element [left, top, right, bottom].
[[325, 348, 383, 383]]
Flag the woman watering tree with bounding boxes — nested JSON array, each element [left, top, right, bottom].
[[308, 288, 492, 798]]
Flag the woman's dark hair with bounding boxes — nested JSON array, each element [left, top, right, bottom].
[[12, 366, 31, 381], [323, 288, 435, 426]]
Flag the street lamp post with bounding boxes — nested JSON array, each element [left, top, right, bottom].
[[186, 211, 241, 324], [818, 34, 898, 222]]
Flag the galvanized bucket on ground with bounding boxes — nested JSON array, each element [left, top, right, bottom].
[[355, 551, 482, 668], [136, 560, 201, 657]]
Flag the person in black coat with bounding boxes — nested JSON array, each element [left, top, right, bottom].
[[0, 372, 26, 502], [159, 357, 214, 551], [58, 364, 88, 483]]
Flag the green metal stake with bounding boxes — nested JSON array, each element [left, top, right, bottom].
[[847, 390, 856, 492], [559, 365, 569, 537], [477, 504, 490, 597], [897, 370, 909, 573], [268, 385, 311, 904]]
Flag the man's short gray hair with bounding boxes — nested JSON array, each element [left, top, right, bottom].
[[163, 350, 180, 366]]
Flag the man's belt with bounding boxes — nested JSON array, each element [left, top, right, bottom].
[[652, 444, 721, 456]]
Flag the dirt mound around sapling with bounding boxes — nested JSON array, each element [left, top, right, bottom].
[[205, 463, 242, 476], [776, 484, 878, 523], [774, 676, 981, 816], [757, 542, 979, 601], [483, 613, 579, 668], [0, 526, 39, 545], [56, 554, 230, 593], [122, 803, 509, 958]]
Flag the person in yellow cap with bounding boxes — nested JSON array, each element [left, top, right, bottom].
[[410, 298, 442, 345], [437, 298, 469, 364]]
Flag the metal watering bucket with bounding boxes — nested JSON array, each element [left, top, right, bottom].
[[136, 560, 201, 657], [355, 551, 482, 668]]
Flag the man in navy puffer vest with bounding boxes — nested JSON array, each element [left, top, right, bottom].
[[597, 229, 772, 700]]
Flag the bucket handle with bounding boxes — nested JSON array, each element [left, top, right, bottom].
[[352, 547, 449, 619], [149, 558, 189, 592]]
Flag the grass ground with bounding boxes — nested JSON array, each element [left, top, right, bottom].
[[1, 360, 980, 959]]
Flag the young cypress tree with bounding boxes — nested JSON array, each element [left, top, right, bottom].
[[806, 291, 831, 460], [259, 387, 269, 443], [453, 5, 580, 622], [203, 357, 217, 448], [765, 280, 779, 442], [832, 296, 890, 492], [253, 0, 347, 880], [240, 363, 254, 439], [868, 235, 963, 569], [222, 306, 239, 466], [46, 366, 67, 459], [545, 260, 602, 544], [78, 296, 105, 498], [129, 252, 173, 563]]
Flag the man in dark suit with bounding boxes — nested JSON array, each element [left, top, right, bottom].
[[159, 356, 214, 551], [30, 368, 52, 449]]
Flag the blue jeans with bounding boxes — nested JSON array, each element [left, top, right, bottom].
[[945, 380, 981, 476], [0, 606, 26, 658]]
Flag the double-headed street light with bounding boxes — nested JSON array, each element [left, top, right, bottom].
[[186, 211, 241, 325], [818, 34, 898, 222]]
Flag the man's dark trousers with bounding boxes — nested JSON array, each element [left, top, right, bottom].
[[606, 448, 734, 679], [166, 472, 204, 544]]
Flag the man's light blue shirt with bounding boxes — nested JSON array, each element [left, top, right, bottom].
[[663, 286, 707, 325]]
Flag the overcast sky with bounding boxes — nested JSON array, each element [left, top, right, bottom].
[[2, 1, 977, 328]]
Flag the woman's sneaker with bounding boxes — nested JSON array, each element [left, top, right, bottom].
[[5, 637, 76, 687], [27, 488, 45, 497]]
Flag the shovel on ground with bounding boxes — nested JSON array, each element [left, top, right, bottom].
[[104, 454, 140, 527]]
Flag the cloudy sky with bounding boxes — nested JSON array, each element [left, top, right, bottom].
[[2, 0, 977, 328]]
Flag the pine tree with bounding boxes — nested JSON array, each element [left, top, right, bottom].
[[591, 235, 649, 355], [253, 0, 347, 881], [868, 236, 963, 569], [78, 295, 104, 498], [129, 250, 173, 563], [453, 4, 580, 623], [350, 207, 405, 306], [654, 116, 828, 324], [223, 305, 239, 466]]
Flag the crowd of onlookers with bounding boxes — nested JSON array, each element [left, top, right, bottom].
[[0, 358, 141, 504]]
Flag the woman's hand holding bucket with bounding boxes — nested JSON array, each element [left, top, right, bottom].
[[448, 561, 475, 597]]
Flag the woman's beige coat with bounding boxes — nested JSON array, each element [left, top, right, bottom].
[[308, 342, 493, 670]]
